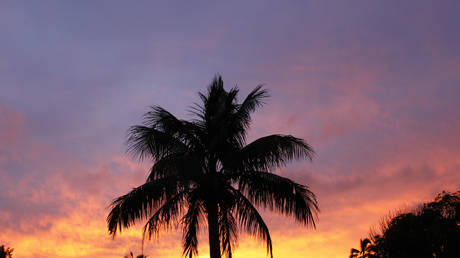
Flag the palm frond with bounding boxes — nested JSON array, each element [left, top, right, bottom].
[[350, 248, 359, 258], [219, 203, 238, 258], [223, 85, 268, 148], [230, 187, 273, 258], [107, 178, 183, 237], [236, 134, 314, 171], [143, 106, 204, 149], [361, 238, 372, 253], [234, 85, 268, 130], [234, 171, 318, 227], [126, 125, 187, 161], [182, 190, 205, 258], [143, 190, 188, 240]]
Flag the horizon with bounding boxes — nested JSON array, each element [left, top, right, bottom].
[[1, 1, 460, 257]]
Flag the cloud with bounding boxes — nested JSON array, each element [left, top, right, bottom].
[[0, 105, 153, 256], [1, 1, 460, 257]]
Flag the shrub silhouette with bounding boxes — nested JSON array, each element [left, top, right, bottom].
[[351, 191, 460, 258]]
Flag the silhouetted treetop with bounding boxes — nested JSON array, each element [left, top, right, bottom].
[[0, 245, 13, 258], [351, 190, 460, 258], [107, 76, 318, 258]]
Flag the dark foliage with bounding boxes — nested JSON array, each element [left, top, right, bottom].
[[350, 191, 460, 258], [107, 76, 318, 258], [123, 252, 147, 258], [0, 245, 13, 258], [349, 238, 374, 258]]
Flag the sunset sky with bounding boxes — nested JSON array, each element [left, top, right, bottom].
[[1, 1, 460, 257]]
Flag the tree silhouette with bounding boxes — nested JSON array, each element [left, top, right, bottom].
[[123, 251, 147, 258], [352, 190, 460, 258], [0, 245, 13, 258], [107, 76, 318, 258], [349, 238, 375, 258]]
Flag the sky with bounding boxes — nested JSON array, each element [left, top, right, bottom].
[[1, 1, 460, 257]]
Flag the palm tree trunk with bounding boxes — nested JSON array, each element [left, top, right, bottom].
[[207, 201, 221, 258]]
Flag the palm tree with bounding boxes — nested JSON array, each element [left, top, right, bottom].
[[0, 245, 13, 258], [107, 76, 319, 258], [349, 238, 374, 258]]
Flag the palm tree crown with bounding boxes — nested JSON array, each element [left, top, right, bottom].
[[0, 245, 13, 258], [107, 76, 319, 258], [350, 238, 374, 258]]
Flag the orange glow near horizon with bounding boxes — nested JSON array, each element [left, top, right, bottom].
[[2, 72, 460, 256], [1, 110, 458, 257]]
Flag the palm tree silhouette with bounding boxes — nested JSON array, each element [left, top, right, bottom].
[[107, 76, 318, 258], [0, 245, 13, 258], [349, 238, 374, 258]]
